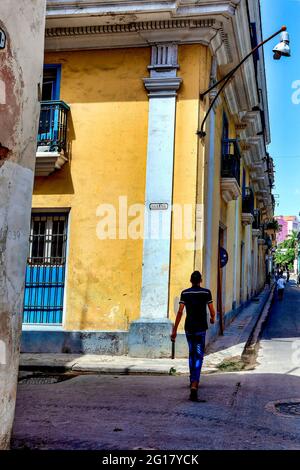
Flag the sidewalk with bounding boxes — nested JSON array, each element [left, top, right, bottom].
[[19, 286, 273, 376]]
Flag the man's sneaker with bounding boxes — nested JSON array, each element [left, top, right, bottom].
[[189, 388, 198, 402]]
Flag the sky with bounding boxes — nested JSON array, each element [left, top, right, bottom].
[[261, 0, 300, 216]]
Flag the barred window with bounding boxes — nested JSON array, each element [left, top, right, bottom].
[[29, 214, 67, 265], [23, 212, 68, 325]]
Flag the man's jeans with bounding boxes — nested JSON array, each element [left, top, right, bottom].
[[186, 331, 206, 384]]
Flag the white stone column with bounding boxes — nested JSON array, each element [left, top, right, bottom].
[[204, 111, 215, 289], [128, 44, 182, 358], [0, 0, 46, 449]]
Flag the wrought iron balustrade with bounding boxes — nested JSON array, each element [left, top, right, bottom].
[[242, 187, 255, 214], [221, 139, 241, 185], [252, 209, 261, 230], [37, 100, 70, 152]]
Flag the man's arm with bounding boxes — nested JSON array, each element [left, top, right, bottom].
[[208, 302, 216, 324], [171, 303, 185, 342]]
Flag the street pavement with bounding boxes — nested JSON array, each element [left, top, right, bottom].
[[256, 279, 300, 376], [12, 282, 300, 450], [19, 286, 272, 375]]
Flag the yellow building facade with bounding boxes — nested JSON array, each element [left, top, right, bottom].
[[21, 0, 275, 357]]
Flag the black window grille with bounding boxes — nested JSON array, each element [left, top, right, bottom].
[[23, 213, 68, 325], [221, 139, 241, 185]]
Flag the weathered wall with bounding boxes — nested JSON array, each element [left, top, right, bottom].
[[0, 0, 45, 449]]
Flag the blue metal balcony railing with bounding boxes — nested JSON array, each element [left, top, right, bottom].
[[37, 100, 70, 152], [221, 139, 241, 185], [242, 187, 255, 214]]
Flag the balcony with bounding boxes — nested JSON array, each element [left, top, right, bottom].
[[35, 100, 70, 177], [221, 139, 242, 203], [252, 209, 261, 237], [242, 187, 254, 226]]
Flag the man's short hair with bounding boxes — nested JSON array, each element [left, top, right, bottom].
[[190, 271, 202, 284]]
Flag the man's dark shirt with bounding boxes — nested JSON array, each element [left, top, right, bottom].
[[179, 286, 213, 333]]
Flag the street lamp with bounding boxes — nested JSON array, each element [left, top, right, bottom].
[[273, 31, 291, 60], [197, 26, 290, 138]]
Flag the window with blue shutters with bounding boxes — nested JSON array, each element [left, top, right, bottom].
[[23, 213, 68, 325]]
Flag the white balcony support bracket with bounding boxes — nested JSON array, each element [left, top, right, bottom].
[[221, 178, 241, 204], [35, 148, 68, 177]]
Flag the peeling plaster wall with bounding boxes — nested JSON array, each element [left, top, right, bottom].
[[0, 0, 45, 449]]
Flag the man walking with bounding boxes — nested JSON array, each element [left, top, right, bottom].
[[277, 275, 286, 301], [171, 271, 216, 402]]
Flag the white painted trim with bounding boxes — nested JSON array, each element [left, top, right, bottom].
[[22, 324, 63, 331], [204, 110, 215, 289]]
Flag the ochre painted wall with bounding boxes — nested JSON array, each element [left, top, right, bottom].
[[33, 45, 214, 331], [33, 48, 150, 330]]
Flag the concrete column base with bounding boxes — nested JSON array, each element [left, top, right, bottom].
[[128, 319, 177, 358]]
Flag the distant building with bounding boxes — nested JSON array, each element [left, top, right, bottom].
[[275, 216, 300, 244]]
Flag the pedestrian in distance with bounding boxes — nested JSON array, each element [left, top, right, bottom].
[[277, 275, 286, 301], [286, 269, 290, 283], [266, 272, 271, 288], [170, 271, 216, 402]]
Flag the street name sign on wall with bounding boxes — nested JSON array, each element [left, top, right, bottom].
[[149, 203, 168, 210]]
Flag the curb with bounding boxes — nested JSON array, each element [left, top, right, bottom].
[[242, 284, 275, 364]]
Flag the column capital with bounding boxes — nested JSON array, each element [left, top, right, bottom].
[[143, 77, 182, 98], [143, 43, 182, 98], [252, 229, 261, 238]]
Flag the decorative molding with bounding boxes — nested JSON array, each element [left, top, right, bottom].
[[46, 1, 238, 22], [220, 178, 241, 204], [45, 19, 216, 38], [143, 77, 182, 97], [45, 18, 232, 54], [235, 122, 247, 134]]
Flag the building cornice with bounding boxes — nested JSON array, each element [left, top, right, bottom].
[[45, 18, 216, 38], [46, 1, 239, 22], [45, 18, 231, 65]]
